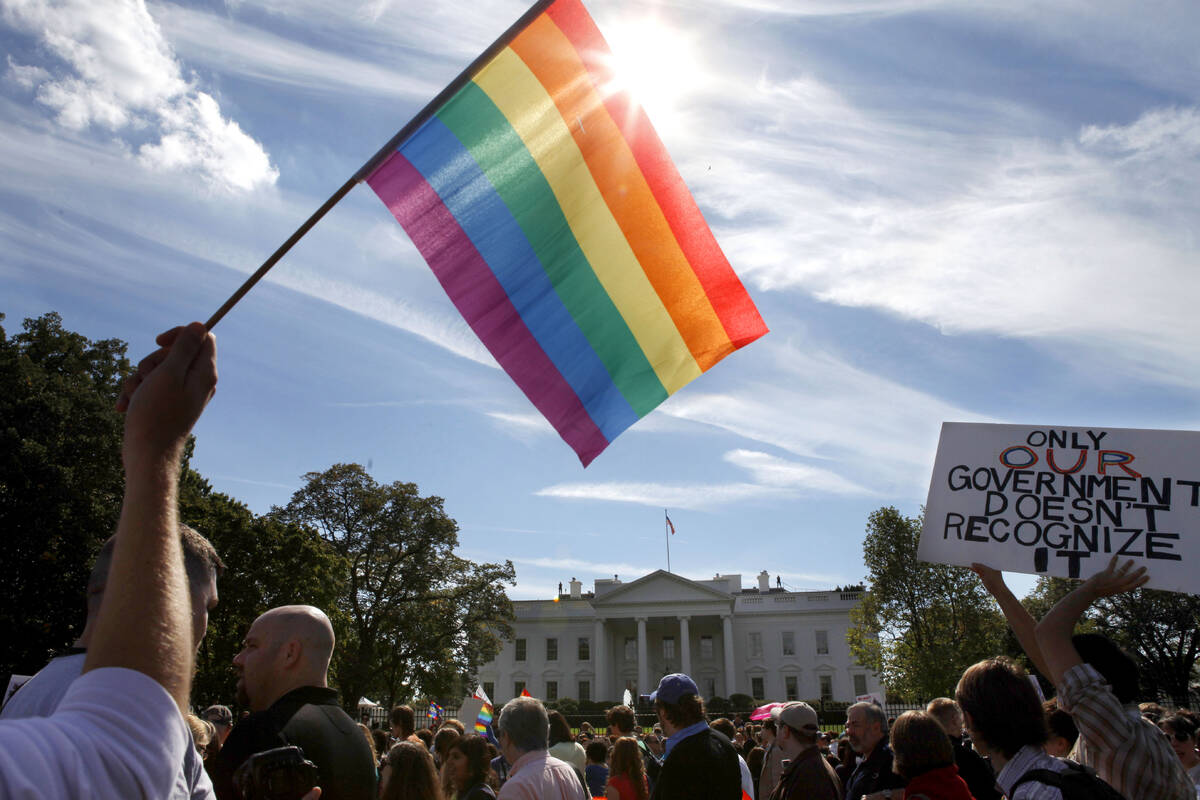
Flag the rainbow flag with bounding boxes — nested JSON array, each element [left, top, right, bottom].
[[475, 701, 494, 734], [428, 701, 442, 720], [366, 0, 767, 466]]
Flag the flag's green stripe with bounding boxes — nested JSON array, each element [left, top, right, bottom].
[[436, 81, 667, 415]]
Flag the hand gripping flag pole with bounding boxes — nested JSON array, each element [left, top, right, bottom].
[[205, 0, 767, 466]]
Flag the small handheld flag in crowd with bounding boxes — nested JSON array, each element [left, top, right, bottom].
[[428, 701, 442, 721], [475, 701, 494, 734], [474, 685, 492, 706], [520, 688, 532, 698]]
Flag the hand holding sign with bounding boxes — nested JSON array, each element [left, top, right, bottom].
[[1079, 555, 1149, 601]]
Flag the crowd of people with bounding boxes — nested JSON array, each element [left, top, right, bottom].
[[0, 322, 1198, 800]]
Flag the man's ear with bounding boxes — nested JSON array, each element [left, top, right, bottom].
[[281, 639, 302, 668]]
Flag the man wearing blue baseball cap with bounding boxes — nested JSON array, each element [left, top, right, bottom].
[[647, 673, 742, 800]]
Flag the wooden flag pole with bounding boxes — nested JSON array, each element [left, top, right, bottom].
[[204, 0, 557, 330]]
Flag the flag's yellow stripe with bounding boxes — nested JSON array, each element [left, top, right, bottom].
[[473, 49, 701, 395]]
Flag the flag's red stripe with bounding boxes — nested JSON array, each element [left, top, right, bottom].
[[546, 0, 768, 351], [368, 150, 610, 465]]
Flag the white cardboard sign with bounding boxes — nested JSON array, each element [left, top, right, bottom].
[[920, 422, 1200, 593]]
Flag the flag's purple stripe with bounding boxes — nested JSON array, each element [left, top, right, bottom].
[[367, 150, 610, 465], [399, 115, 637, 442]]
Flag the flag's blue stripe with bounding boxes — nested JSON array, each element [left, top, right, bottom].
[[400, 116, 638, 440]]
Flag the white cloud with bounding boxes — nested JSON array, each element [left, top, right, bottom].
[[535, 481, 789, 510], [150, 3, 439, 101], [2, 0, 276, 191], [4, 56, 49, 89], [722, 449, 873, 495]]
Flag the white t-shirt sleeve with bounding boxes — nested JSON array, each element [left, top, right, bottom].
[[0, 667, 192, 799]]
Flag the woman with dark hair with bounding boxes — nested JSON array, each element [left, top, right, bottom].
[[1161, 714, 1200, 788], [548, 710, 588, 776], [445, 733, 496, 800], [889, 711, 973, 800], [605, 736, 648, 800], [381, 741, 444, 800]]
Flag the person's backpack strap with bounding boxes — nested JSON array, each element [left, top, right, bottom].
[[1011, 762, 1128, 800]]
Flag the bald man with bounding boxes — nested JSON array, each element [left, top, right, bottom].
[[208, 605, 375, 800]]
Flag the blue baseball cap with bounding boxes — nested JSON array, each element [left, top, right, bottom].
[[648, 673, 699, 704]]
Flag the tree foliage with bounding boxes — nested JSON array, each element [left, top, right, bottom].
[[847, 506, 1005, 701], [0, 312, 129, 676], [272, 464, 515, 709], [179, 457, 348, 707], [1092, 588, 1200, 706]]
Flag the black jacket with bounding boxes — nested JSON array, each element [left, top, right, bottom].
[[208, 686, 376, 800], [952, 737, 1001, 800], [843, 743, 906, 800], [649, 728, 742, 800]]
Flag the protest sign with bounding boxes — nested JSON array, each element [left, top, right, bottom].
[[920, 422, 1200, 593], [458, 697, 484, 726]]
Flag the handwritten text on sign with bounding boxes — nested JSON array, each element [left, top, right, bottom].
[[919, 423, 1200, 593]]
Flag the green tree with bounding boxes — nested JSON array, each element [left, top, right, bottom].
[[0, 312, 129, 676], [1092, 588, 1200, 706], [273, 464, 515, 710], [178, 457, 349, 708], [847, 506, 1004, 701]]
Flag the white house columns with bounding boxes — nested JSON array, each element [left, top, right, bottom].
[[593, 617, 607, 701], [722, 614, 736, 697], [679, 616, 692, 676], [636, 617, 649, 695]]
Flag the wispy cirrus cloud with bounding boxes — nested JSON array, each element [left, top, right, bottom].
[[151, 3, 439, 101], [535, 480, 788, 511]]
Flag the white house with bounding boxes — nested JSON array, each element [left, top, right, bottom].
[[476, 569, 883, 706]]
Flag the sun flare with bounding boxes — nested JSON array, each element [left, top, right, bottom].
[[600, 16, 706, 139]]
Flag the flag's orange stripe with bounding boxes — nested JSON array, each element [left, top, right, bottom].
[[545, 0, 768, 352], [511, 14, 733, 371]]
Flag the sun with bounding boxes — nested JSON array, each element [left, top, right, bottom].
[[599, 15, 706, 140]]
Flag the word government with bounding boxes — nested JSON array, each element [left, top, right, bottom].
[[939, 429, 1200, 577]]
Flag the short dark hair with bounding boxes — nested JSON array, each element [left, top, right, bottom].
[[761, 718, 776, 734], [956, 658, 1046, 759], [890, 711, 953, 780], [1043, 700, 1078, 747], [586, 740, 608, 763], [1073, 633, 1139, 704], [655, 694, 705, 729], [710, 718, 736, 739], [1163, 713, 1199, 742], [607, 705, 635, 734], [414, 728, 433, 748], [90, 524, 224, 600], [390, 705, 415, 733]]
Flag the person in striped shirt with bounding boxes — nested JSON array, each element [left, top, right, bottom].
[[974, 557, 1194, 800]]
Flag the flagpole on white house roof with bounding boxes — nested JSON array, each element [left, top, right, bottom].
[[203, 0, 556, 331], [665, 509, 671, 573]]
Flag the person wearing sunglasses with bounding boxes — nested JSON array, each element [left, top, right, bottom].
[[1160, 714, 1200, 789]]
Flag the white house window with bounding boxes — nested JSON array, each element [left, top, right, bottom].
[[662, 636, 675, 660], [706, 678, 717, 698], [748, 632, 762, 657], [579, 680, 590, 701], [815, 630, 829, 655], [785, 675, 798, 701], [854, 674, 867, 696], [546, 681, 558, 701], [484, 682, 494, 700], [578, 637, 590, 661], [546, 638, 558, 661], [751, 676, 764, 698], [514, 680, 526, 697], [781, 631, 795, 656], [515, 639, 526, 661], [625, 637, 637, 661], [819, 674, 833, 702], [700, 636, 714, 660]]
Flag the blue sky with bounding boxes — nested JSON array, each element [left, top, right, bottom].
[[3, 0, 1197, 601]]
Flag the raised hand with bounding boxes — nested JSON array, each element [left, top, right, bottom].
[[1082, 556, 1149, 600]]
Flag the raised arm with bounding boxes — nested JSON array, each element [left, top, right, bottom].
[[83, 322, 218, 711], [1033, 557, 1148, 687], [970, 563, 1050, 678]]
